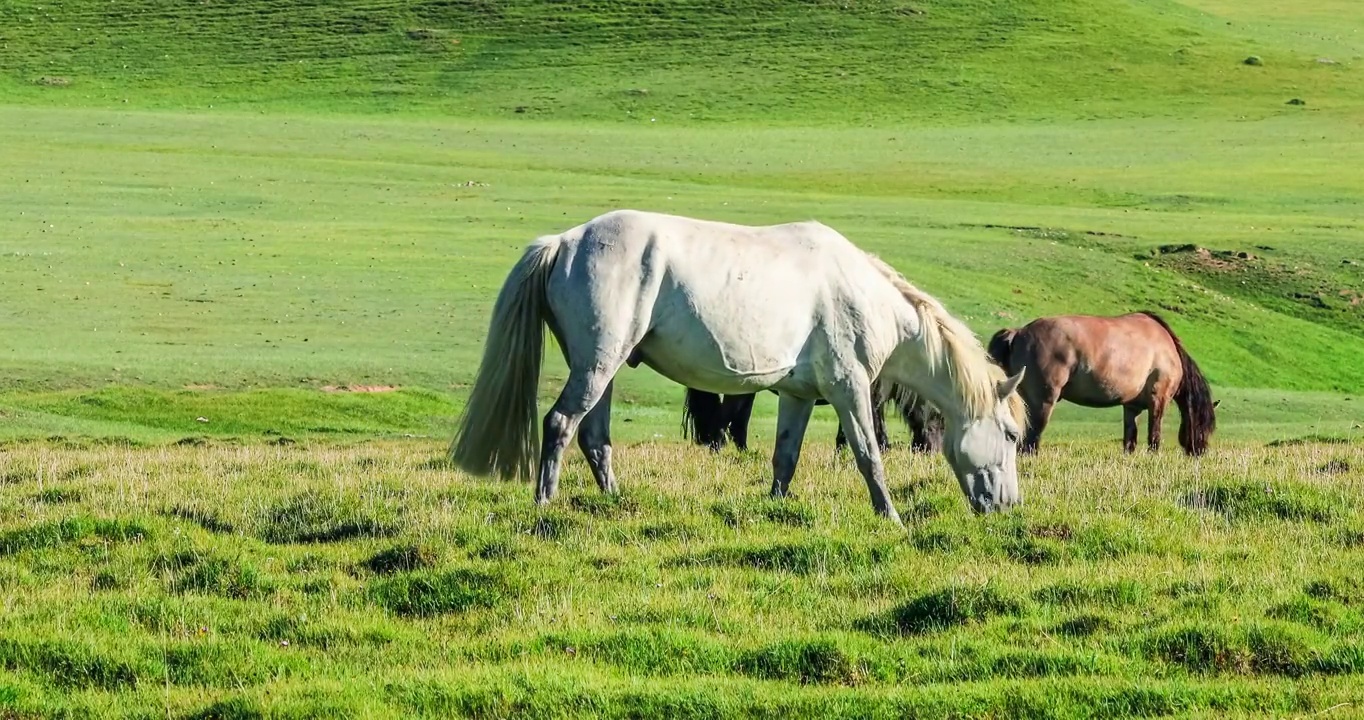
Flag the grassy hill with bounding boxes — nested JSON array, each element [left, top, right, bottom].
[[0, 2, 1361, 429], [0, 104, 1360, 439], [2, 3, 1364, 718], [1, 0, 1361, 122]]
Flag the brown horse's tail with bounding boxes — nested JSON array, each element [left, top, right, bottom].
[[987, 328, 1018, 371], [1139, 311, 1217, 456], [682, 388, 729, 451]]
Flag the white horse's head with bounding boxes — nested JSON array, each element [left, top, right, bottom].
[[940, 368, 1026, 514], [860, 251, 1029, 515]]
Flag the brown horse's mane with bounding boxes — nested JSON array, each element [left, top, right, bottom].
[[864, 254, 1028, 429]]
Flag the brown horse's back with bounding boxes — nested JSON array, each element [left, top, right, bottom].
[[1011, 313, 1181, 409]]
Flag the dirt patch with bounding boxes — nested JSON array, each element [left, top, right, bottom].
[[405, 28, 451, 41], [1029, 523, 1074, 541], [321, 385, 398, 393], [962, 223, 1137, 241], [1149, 244, 1255, 271], [1145, 244, 1364, 334]]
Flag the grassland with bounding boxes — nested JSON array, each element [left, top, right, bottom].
[[0, 437, 1361, 718], [1, 104, 1361, 445], [3, 0, 1361, 123], [0, 0, 1362, 715]]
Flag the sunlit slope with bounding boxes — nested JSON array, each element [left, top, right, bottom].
[[0, 0, 1359, 122]]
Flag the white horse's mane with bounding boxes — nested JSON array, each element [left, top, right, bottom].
[[864, 253, 1028, 427]]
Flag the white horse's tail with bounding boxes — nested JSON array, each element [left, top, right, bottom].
[[450, 235, 564, 480]]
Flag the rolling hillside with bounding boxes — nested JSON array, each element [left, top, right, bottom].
[[2, 5, 1364, 718], [0, 0, 1360, 439], [1, 0, 1360, 122]]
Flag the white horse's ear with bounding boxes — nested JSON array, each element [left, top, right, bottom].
[[998, 368, 1025, 399]]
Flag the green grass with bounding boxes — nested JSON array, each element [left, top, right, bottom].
[[0, 0, 1363, 714], [2, 0, 1361, 123], [0, 439, 1359, 717], [0, 103, 1361, 442]]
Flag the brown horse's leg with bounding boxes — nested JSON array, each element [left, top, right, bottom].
[[1021, 390, 1060, 455], [1122, 405, 1140, 454], [1147, 398, 1167, 452], [1018, 367, 1063, 455], [872, 396, 890, 452], [724, 393, 756, 452]]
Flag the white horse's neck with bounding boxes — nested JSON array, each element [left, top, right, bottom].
[[880, 306, 976, 426]]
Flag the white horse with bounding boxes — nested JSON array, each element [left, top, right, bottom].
[[451, 210, 1028, 523]]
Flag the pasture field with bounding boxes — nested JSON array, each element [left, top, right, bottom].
[[1, 105, 1362, 443], [0, 436, 1361, 718], [1, 0, 1363, 715]]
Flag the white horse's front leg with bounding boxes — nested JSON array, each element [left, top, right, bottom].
[[771, 394, 815, 498], [830, 382, 904, 526]]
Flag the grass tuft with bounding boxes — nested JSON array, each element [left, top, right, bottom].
[[872, 584, 1026, 635], [568, 493, 640, 517], [0, 637, 145, 690], [0, 516, 149, 555], [711, 499, 816, 529], [909, 524, 971, 553], [1034, 580, 1148, 608], [32, 486, 82, 504], [474, 539, 525, 561], [1305, 578, 1364, 605], [680, 538, 896, 575], [738, 637, 863, 685], [369, 568, 521, 617], [1182, 482, 1337, 523], [258, 490, 400, 544], [362, 543, 441, 575], [163, 505, 237, 534], [1145, 623, 1252, 674], [171, 555, 274, 599], [182, 696, 265, 720], [1053, 614, 1117, 637], [638, 522, 700, 543]]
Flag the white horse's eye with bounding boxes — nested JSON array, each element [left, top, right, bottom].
[[1005, 430, 1021, 444]]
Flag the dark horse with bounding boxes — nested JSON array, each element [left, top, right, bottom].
[[682, 380, 944, 454], [986, 310, 1218, 456]]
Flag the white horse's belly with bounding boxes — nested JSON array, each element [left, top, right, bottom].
[[625, 245, 827, 393], [632, 324, 798, 394]]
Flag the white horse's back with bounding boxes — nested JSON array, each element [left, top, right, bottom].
[[546, 209, 901, 395]]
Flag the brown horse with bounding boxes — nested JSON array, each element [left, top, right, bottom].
[[682, 380, 944, 454], [986, 311, 1218, 456]]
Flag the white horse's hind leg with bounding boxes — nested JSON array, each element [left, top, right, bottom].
[[536, 365, 619, 505], [829, 383, 904, 526], [771, 395, 816, 498], [576, 380, 618, 494]]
